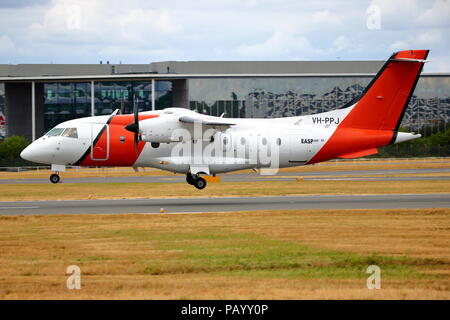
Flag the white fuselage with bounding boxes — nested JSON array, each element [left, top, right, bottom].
[[21, 107, 354, 175]]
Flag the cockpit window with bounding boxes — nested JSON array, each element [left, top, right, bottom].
[[61, 128, 78, 138], [46, 127, 65, 136]]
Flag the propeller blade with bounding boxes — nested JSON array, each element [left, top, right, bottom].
[[134, 95, 139, 157], [124, 122, 139, 134], [134, 131, 139, 157], [125, 95, 141, 157], [125, 95, 140, 134], [134, 95, 139, 128]]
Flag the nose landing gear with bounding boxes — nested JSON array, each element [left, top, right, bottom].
[[186, 173, 207, 190], [49, 164, 65, 184], [49, 173, 60, 184]]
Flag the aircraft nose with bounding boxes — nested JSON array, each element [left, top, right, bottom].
[[20, 143, 40, 162], [20, 144, 34, 162]]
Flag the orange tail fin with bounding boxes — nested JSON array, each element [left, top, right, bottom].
[[308, 50, 429, 164], [340, 50, 429, 136]]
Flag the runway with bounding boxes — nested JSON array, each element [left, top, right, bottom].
[[1, 167, 449, 184], [0, 194, 448, 215]]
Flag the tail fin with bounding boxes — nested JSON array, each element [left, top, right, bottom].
[[340, 50, 429, 135], [307, 50, 429, 164]]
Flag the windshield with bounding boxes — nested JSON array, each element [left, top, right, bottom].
[[46, 127, 65, 136], [61, 127, 78, 138]]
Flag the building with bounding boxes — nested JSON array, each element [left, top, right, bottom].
[[0, 60, 449, 142]]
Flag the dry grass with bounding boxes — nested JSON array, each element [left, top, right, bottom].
[[1, 158, 449, 180], [266, 172, 450, 179], [0, 167, 174, 179], [240, 159, 450, 174], [0, 208, 449, 299], [0, 180, 449, 201]]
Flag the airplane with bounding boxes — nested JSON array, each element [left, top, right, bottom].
[[20, 49, 429, 189]]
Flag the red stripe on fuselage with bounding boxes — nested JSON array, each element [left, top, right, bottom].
[[79, 114, 158, 167], [308, 127, 392, 164]]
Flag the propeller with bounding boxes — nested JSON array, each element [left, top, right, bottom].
[[124, 95, 140, 156]]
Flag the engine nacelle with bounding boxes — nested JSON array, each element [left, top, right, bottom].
[[139, 116, 184, 143]]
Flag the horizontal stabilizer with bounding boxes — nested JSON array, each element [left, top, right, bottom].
[[391, 58, 429, 63], [393, 132, 422, 144]]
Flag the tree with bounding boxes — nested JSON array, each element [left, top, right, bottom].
[[0, 136, 29, 161]]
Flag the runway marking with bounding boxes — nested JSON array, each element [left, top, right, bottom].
[[307, 177, 378, 181], [0, 206, 39, 209], [0, 193, 448, 204]]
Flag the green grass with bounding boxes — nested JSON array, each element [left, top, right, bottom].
[[104, 228, 435, 280], [1, 209, 448, 299]]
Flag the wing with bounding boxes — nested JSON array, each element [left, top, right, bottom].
[[178, 115, 235, 127]]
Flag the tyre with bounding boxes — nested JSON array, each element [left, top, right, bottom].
[[186, 174, 195, 185], [49, 174, 60, 184], [194, 177, 207, 190]]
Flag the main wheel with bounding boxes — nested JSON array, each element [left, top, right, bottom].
[[193, 177, 207, 190], [49, 173, 60, 184], [186, 174, 195, 185]]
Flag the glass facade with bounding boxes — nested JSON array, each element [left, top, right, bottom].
[[44, 82, 91, 131], [0, 82, 5, 139], [2, 76, 448, 139], [188, 76, 450, 130], [407, 77, 450, 130], [43, 80, 172, 133]]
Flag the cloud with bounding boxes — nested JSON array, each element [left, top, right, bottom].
[[331, 35, 363, 53], [369, 0, 450, 30], [0, 0, 50, 8], [236, 31, 324, 59], [0, 0, 448, 70], [0, 35, 17, 57], [418, 0, 450, 27], [431, 55, 450, 72], [119, 9, 180, 36], [389, 40, 411, 52], [415, 30, 445, 47]]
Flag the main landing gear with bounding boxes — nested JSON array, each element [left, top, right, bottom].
[[49, 173, 60, 184], [186, 173, 207, 190]]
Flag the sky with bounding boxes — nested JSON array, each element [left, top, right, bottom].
[[0, 0, 449, 72]]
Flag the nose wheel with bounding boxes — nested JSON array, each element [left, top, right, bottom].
[[186, 174, 207, 190], [49, 173, 60, 184]]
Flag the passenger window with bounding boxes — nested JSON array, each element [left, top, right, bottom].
[[262, 137, 268, 146], [46, 127, 65, 136], [222, 134, 231, 151], [62, 128, 78, 138]]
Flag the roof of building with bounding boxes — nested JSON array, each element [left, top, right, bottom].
[[0, 60, 447, 82]]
